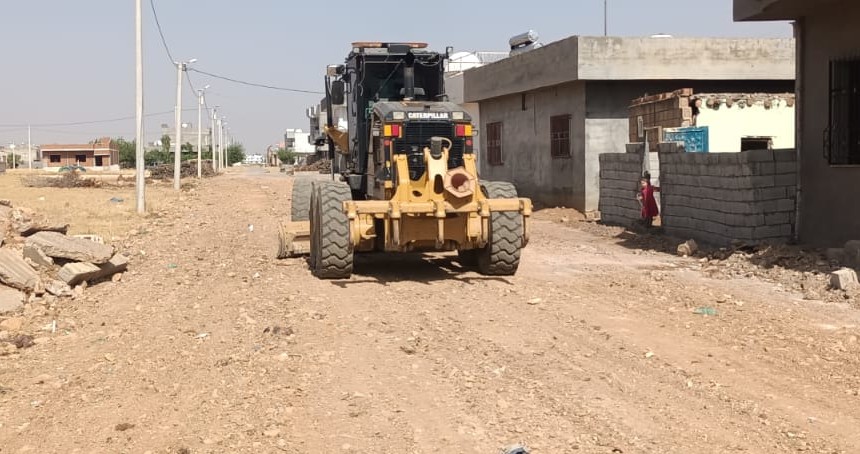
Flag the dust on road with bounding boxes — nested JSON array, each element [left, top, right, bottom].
[[1, 168, 858, 453]]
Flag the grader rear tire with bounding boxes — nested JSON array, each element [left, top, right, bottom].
[[290, 177, 313, 222], [477, 181, 523, 276], [310, 181, 353, 279]]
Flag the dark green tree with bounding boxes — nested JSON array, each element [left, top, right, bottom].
[[160, 135, 171, 153], [226, 143, 246, 166], [277, 148, 296, 164], [115, 138, 136, 168]]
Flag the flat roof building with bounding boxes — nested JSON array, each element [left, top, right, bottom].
[[464, 35, 795, 211]]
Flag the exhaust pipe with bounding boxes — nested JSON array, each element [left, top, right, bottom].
[[403, 66, 415, 100]]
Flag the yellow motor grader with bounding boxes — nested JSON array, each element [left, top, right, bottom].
[[278, 42, 531, 279]]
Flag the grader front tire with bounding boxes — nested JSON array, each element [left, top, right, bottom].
[[477, 182, 523, 276], [290, 177, 313, 222], [310, 181, 353, 279]]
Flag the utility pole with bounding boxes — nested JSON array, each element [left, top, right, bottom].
[[174, 58, 196, 190], [27, 125, 32, 169], [218, 118, 225, 170], [196, 85, 208, 179], [211, 107, 218, 172], [135, 0, 146, 214], [173, 62, 184, 190]]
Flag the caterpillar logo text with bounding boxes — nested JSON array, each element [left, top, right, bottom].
[[407, 112, 450, 120]]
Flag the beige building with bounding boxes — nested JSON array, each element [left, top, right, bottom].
[[40, 137, 119, 168], [735, 0, 860, 246]]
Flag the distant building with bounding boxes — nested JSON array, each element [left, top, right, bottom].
[[629, 88, 796, 153], [464, 35, 795, 212], [734, 0, 860, 247], [40, 137, 119, 168], [159, 123, 211, 151], [243, 154, 264, 165], [284, 128, 315, 157]]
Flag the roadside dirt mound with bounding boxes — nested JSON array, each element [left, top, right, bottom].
[[293, 159, 331, 173], [21, 171, 99, 189], [148, 160, 216, 180], [702, 242, 858, 304]]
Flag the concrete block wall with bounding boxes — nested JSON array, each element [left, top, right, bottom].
[[598, 153, 644, 225], [628, 89, 694, 143], [659, 148, 797, 245]]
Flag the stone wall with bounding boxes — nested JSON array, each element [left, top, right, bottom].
[[598, 153, 645, 226], [659, 149, 797, 245]]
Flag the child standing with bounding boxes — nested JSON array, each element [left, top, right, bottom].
[[636, 176, 660, 227]]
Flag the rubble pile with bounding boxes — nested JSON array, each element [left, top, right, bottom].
[[148, 160, 216, 180], [294, 159, 331, 174], [0, 199, 128, 325], [22, 170, 99, 189], [700, 242, 858, 304]]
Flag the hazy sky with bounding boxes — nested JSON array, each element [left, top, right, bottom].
[[0, 0, 791, 155]]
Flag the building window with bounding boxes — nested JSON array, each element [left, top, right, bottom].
[[828, 58, 860, 165], [486, 122, 503, 166], [75, 155, 86, 163], [550, 114, 571, 158], [741, 137, 773, 152], [49, 155, 61, 163]]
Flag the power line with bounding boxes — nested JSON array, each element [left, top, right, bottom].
[[0, 109, 196, 129], [188, 68, 324, 94], [149, 0, 175, 65], [30, 128, 136, 136]]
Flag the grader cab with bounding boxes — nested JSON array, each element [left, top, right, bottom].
[[278, 42, 531, 279]]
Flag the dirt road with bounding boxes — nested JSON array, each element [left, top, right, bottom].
[[1, 168, 859, 453]]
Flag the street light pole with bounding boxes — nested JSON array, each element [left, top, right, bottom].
[[604, 0, 608, 36], [135, 0, 146, 214], [173, 58, 196, 190], [196, 85, 208, 179]]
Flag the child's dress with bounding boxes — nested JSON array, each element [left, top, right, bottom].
[[640, 184, 659, 220]]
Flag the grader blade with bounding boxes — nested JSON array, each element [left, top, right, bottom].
[[277, 221, 311, 258]]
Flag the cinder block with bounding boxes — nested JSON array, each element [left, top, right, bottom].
[[626, 144, 646, 155], [773, 149, 796, 162], [716, 153, 743, 165], [753, 162, 776, 175], [753, 224, 792, 239], [765, 212, 790, 225], [751, 175, 776, 187], [830, 268, 859, 290], [775, 173, 797, 187], [755, 187, 787, 201], [776, 198, 796, 212], [775, 161, 797, 174], [742, 149, 775, 162]]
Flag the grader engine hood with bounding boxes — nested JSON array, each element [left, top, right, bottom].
[[373, 101, 473, 181]]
